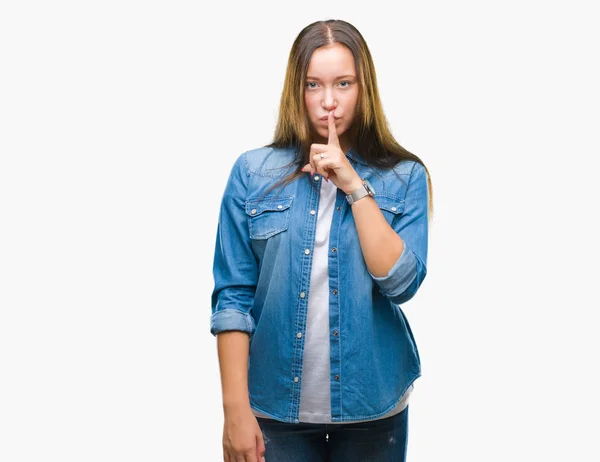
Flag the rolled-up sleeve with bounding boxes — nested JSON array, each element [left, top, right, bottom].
[[369, 161, 429, 305], [210, 152, 258, 337]]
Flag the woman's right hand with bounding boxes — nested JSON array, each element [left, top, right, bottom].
[[222, 405, 266, 462]]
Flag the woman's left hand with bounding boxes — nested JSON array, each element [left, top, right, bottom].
[[301, 109, 362, 194]]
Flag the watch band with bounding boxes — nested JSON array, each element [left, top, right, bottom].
[[346, 184, 370, 205], [346, 178, 374, 205]]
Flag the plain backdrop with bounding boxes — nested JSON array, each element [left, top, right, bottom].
[[1, 1, 599, 461]]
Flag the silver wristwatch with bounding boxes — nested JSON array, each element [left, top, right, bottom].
[[346, 178, 375, 205]]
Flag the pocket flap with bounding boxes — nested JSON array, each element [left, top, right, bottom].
[[245, 196, 294, 217], [373, 193, 405, 214]]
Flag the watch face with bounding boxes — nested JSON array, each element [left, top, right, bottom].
[[363, 178, 375, 195]]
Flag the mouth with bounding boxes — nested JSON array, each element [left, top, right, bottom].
[[320, 116, 340, 121]]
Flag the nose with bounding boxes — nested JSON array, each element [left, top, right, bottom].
[[321, 91, 337, 111], [322, 101, 337, 112]]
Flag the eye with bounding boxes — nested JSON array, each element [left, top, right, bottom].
[[306, 82, 317, 89], [339, 81, 351, 88]]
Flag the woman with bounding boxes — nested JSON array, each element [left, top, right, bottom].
[[210, 19, 433, 462]]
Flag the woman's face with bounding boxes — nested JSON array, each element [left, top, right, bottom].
[[304, 43, 359, 151]]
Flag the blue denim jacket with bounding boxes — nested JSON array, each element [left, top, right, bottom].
[[210, 146, 428, 423]]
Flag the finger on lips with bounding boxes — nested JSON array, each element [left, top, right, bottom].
[[328, 109, 339, 146], [305, 110, 338, 179]]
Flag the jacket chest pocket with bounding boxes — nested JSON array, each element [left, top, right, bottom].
[[245, 196, 294, 240], [373, 193, 405, 226]]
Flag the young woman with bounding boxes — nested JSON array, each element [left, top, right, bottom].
[[210, 19, 433, 462]]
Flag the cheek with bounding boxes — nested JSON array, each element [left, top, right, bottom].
[[345, 93, 359, 111], [304, 96, 319, 116]]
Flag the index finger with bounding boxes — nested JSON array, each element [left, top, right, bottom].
[[328, 109, 340, 146]]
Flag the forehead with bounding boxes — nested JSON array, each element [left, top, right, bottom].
[[306, 43, 355, 77]]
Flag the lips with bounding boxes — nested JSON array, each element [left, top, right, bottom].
[[320, 116, 340, 120]]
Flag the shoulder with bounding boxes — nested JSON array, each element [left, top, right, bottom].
[[239, 145, 297, 178], [367, 159, 424, 196], [390, 159, 427, 185], [363, 158, 422, 178], [393, 159, 422, 175]]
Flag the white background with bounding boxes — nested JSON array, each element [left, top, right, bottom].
[[1, 1, 599, 461]]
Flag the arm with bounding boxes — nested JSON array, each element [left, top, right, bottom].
[[217, 331, 251, 409], [210, 154, 265, 461], [349, 161, 429, 305], [210, 152, 258, 396], [218, 331, 265, 461], [210, 152, 258, 337]]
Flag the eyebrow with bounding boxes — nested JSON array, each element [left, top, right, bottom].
[[305, 75, 356, 80]]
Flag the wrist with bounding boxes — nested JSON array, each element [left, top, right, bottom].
[[222, 389, 250, 409], [223, 397, 251, 411], [344, 177, 364, 195]]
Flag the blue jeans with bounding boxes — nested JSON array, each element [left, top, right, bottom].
[[256, 405, 409, 462]]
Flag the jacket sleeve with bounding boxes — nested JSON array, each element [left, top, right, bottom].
[[368, 161, 429, 305], [210, 152, 258, 337]]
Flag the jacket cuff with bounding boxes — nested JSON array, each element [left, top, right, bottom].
[[368, 241, 417, 299], [210, 308, 256, 337]]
